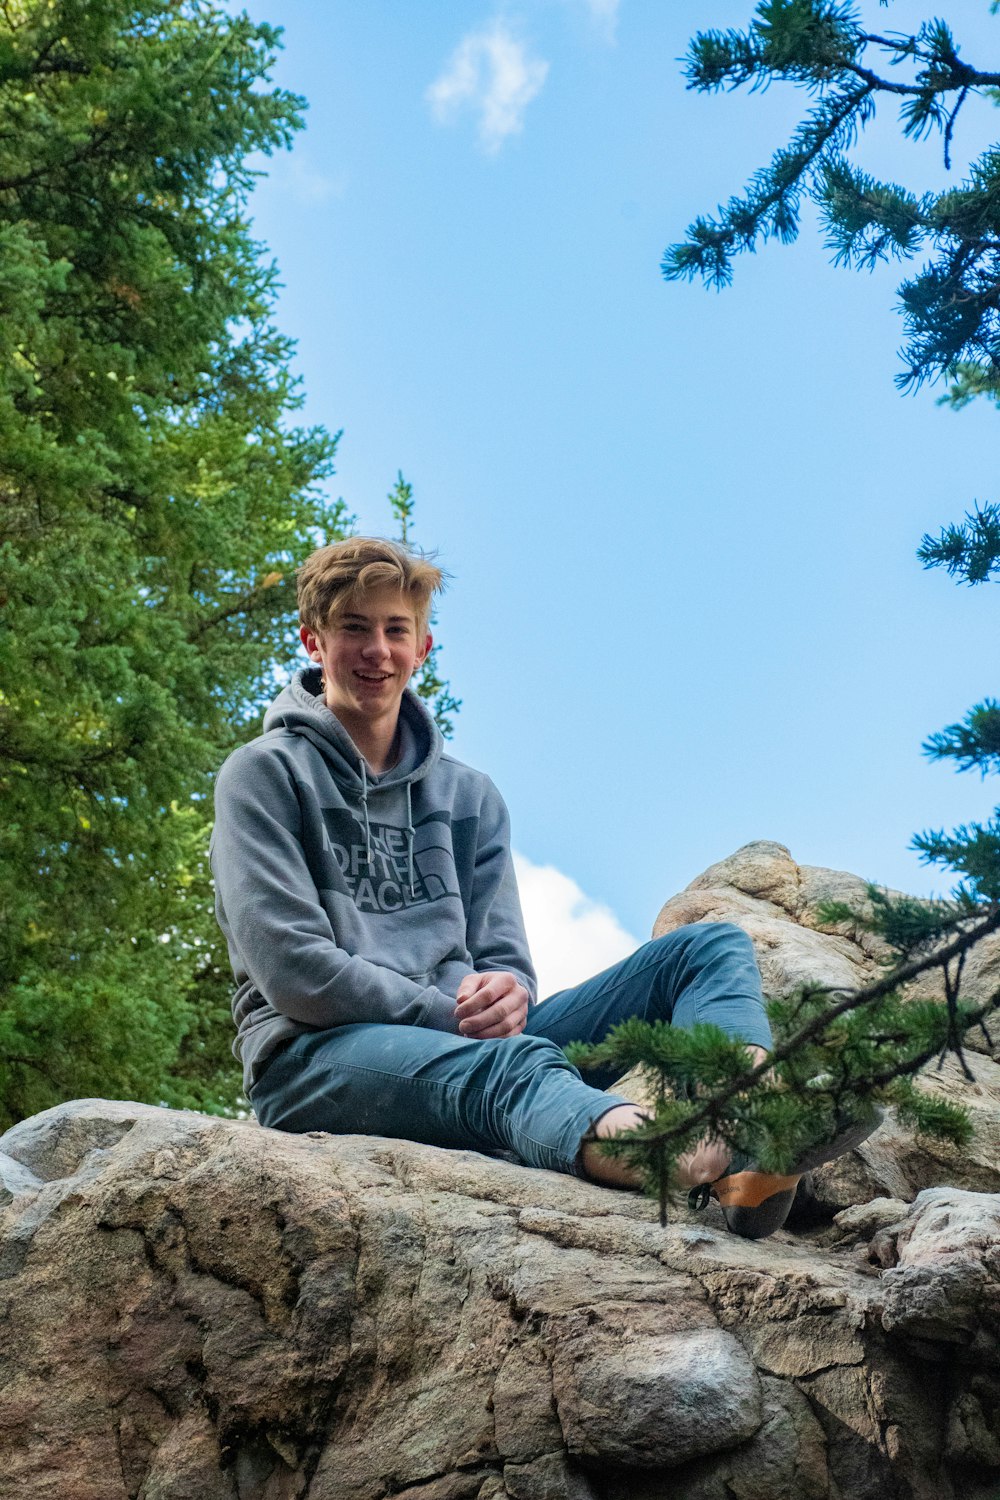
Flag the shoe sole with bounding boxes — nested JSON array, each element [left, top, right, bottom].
[[713, 1175, 800, 1240]]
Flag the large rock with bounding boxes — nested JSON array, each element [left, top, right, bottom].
[[1, 1098, 999, 1500], [655, 841, 1000, 1039], [3, 842, 999, 1498], [652, 841, 1000, 1210]]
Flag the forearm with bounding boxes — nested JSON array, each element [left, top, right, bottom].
[[244, 928, 459, 1033]]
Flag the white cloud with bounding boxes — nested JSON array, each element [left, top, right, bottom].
[[426, 22, 549, 154], [513, 851, 641, 1001]]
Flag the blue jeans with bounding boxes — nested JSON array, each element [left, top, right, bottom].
[[250, 922, 771, 1177]]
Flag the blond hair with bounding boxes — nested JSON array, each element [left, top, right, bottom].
[[297, 537, 444, 637]]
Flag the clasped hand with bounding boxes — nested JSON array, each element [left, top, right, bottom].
[[454, 970, 529, 1039]]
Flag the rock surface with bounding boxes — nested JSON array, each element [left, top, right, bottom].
[[1, 842, 999, 1500], [1, 1097, 999, 1500], [655, 841, 1000, 1045], [653, 841, 1000, 1210]]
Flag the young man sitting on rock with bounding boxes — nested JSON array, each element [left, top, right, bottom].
[[211, 537, 874, 1239]]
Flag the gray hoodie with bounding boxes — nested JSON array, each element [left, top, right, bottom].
[[210, 667, 537, 1093]]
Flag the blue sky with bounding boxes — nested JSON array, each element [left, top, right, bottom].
[[237, 1, 999, 988]]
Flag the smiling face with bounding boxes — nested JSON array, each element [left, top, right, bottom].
[[299, 584, 432, 736]]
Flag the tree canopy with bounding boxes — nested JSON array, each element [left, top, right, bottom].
[[664, 1, 1000, 394], [0, 0, 346, 1126]]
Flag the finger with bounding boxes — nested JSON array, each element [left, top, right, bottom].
[[469, 1017, 528, 1039], [461, 1003, 526, 1038], [455, 971, 501, 1005], [455, 977, 513, 1019], [466, 995, 528, 1036], [458, 993, 521, 1035]]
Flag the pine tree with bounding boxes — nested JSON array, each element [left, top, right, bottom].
[[573, 1, 1000, 1217], [0, 0, 347, 1126], [388, 472, 462, 738]]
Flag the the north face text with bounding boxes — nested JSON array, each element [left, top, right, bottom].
[[319, 808, 460, 914]]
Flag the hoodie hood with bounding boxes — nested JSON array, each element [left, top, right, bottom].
[[262, 667, 444, 896], [263, 666, 443, 790]]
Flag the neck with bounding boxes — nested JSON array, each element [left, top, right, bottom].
[[329, 701, 401, 774]]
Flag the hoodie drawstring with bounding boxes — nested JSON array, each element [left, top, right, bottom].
[[359, 769, 416, 896], [359, 761, 374, 869], [405, 782, 416, 897]]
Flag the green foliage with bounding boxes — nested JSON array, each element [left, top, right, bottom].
[[916, 492, 1000, 899], [922, 699, 1000, 774], [414, 644, 462, 740], [588, 3, 1000, 1216], [571, 918, 997, 1223], [918, 504, 1000, 584], [890, 1073, 973, 1146], [663, 2, 1000, 390], [0, 0, 348, 1128], [566, 1018, 760, 1099], [387, 471, 461, 738], [817, 883, 979, 958], [664, 0, 1000, 905], [388, 470, 417, 546], [912, 822, 1000, 902]]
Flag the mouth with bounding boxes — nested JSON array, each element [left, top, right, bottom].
[[354, 671, 392, 683]]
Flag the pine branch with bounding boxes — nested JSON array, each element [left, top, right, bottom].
[[817, 884, 974, 958], [854, 19, 1000, 92], [913, 818, 1000, 902], [0, 124, 115, 193], [940, 363, 1000, 408], [190, 575, 290, 637], [942, 85, 970, 172], [918, 503, 1000, 584], [387, 471, 414, 545], [922, 700, 1000, 773], [665, 4, 1000, 385], [819, 158, 928, 268], [755, 903, 999, 1062], [597, 905, 1000, 1165], [387, 473, 460, 737], [663, 83, 873, 287]]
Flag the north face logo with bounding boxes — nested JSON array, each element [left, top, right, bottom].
[[319, 808, 461, 914]]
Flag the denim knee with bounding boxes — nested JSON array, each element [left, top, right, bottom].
[[640, 922, 753, 982], [646, 921, 769, 1047], [476, 1032, 616, 1173], [662, 921, 753, 956]]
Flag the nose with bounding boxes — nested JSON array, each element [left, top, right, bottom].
[[362, 630, 391, 661]]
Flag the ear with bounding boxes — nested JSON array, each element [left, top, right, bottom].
[[416, 631, 433, 669], [300, 624, 322, 661]]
